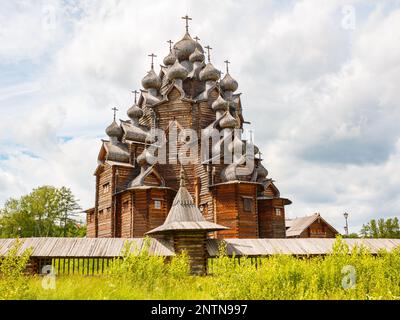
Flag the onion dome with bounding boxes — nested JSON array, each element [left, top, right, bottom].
[[189, 47, 205, 63], [220, 73, 238, 92], [163, 52, 176, 66], [173, 33, 203, 61], [219, 111, 237, 129], [167, 59, 189, 80], [141, 69, 161, 90], [253, 144, 259, 155], [256, 162, 268, 179], [199, 63, 220, 82], [106, 121, 122, 138], [127, 104, 143, 120], [211, 94, 228, 112]]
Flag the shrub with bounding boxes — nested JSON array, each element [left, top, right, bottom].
[[0, 240, 32, 300]]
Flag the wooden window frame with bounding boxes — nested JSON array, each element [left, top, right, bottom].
[[154, 200, 162, 210], [243, 198, 253, 212], [103, 183, 110, 194]]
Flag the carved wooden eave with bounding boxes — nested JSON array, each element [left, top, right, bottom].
[[164, 81, 186, 101]]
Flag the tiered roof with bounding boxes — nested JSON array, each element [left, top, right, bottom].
[[97, 16, 273, 189]]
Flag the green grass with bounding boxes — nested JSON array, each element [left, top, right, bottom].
[[1, 238, 400, 300]]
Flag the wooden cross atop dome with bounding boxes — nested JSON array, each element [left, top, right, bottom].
[[148, 53, 157, 69], [181, 14, 192, 33], [224, 59, 231, 73], [167, 40, 173, 52], [205, 45, 212, 62], [131, 90, 140, 104], [111, 107, 118, 121]]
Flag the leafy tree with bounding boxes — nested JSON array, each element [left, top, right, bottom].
[[344, 233, 360, 238], [0, 186, 84, 238], [361, 217, 400, 238], [56, 187, 82, 237]]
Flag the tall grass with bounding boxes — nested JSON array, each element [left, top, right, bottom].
[[1, 238, 399, 300]]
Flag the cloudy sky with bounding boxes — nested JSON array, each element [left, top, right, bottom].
[[1, 0, 399, 233]]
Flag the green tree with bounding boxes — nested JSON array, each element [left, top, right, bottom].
[[360, 217, 400, 238], [0, 186, 84, 238], [344, 232, 360, 238], [57, 187, 82, 237]]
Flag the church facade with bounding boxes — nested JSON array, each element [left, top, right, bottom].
[[86, 17, 291, 239]]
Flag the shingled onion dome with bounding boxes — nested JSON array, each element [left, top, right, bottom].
[[163, 52, 177, 66], [212, 94, 228, 111], [212, 94, 228, 119], [167, 59, 189, 81], [219, 111, 237, 129], [127, 104, 143, 125], [188, 47, 205, 78], [199, 62, 220, 82], [220, 72, 238, 93], [189, 47, 205, 63], [106, 120, 122, 144], [173, 32, 204, 61], [141, 69, 161, 91], [256, 162, 268, 180], [253, 144, 260, 155]]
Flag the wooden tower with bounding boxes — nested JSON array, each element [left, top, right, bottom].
[[146, 167, 227, 275]]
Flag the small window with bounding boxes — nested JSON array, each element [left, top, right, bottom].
[[275, 208, 282, 216], [243, 198, 253, 212], [99, 209, 104, 215], [123, 201, 129, 211], [103, 183, 110, 194], [154, 200, 161, 209], [106, 207, 111, 214]]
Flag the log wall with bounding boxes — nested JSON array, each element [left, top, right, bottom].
[[97, 164, 113, 238], [258, 198, 286, 238], [173, 232, 208, 275]]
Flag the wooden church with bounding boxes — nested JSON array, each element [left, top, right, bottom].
[[86, 16, 292, 240]]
